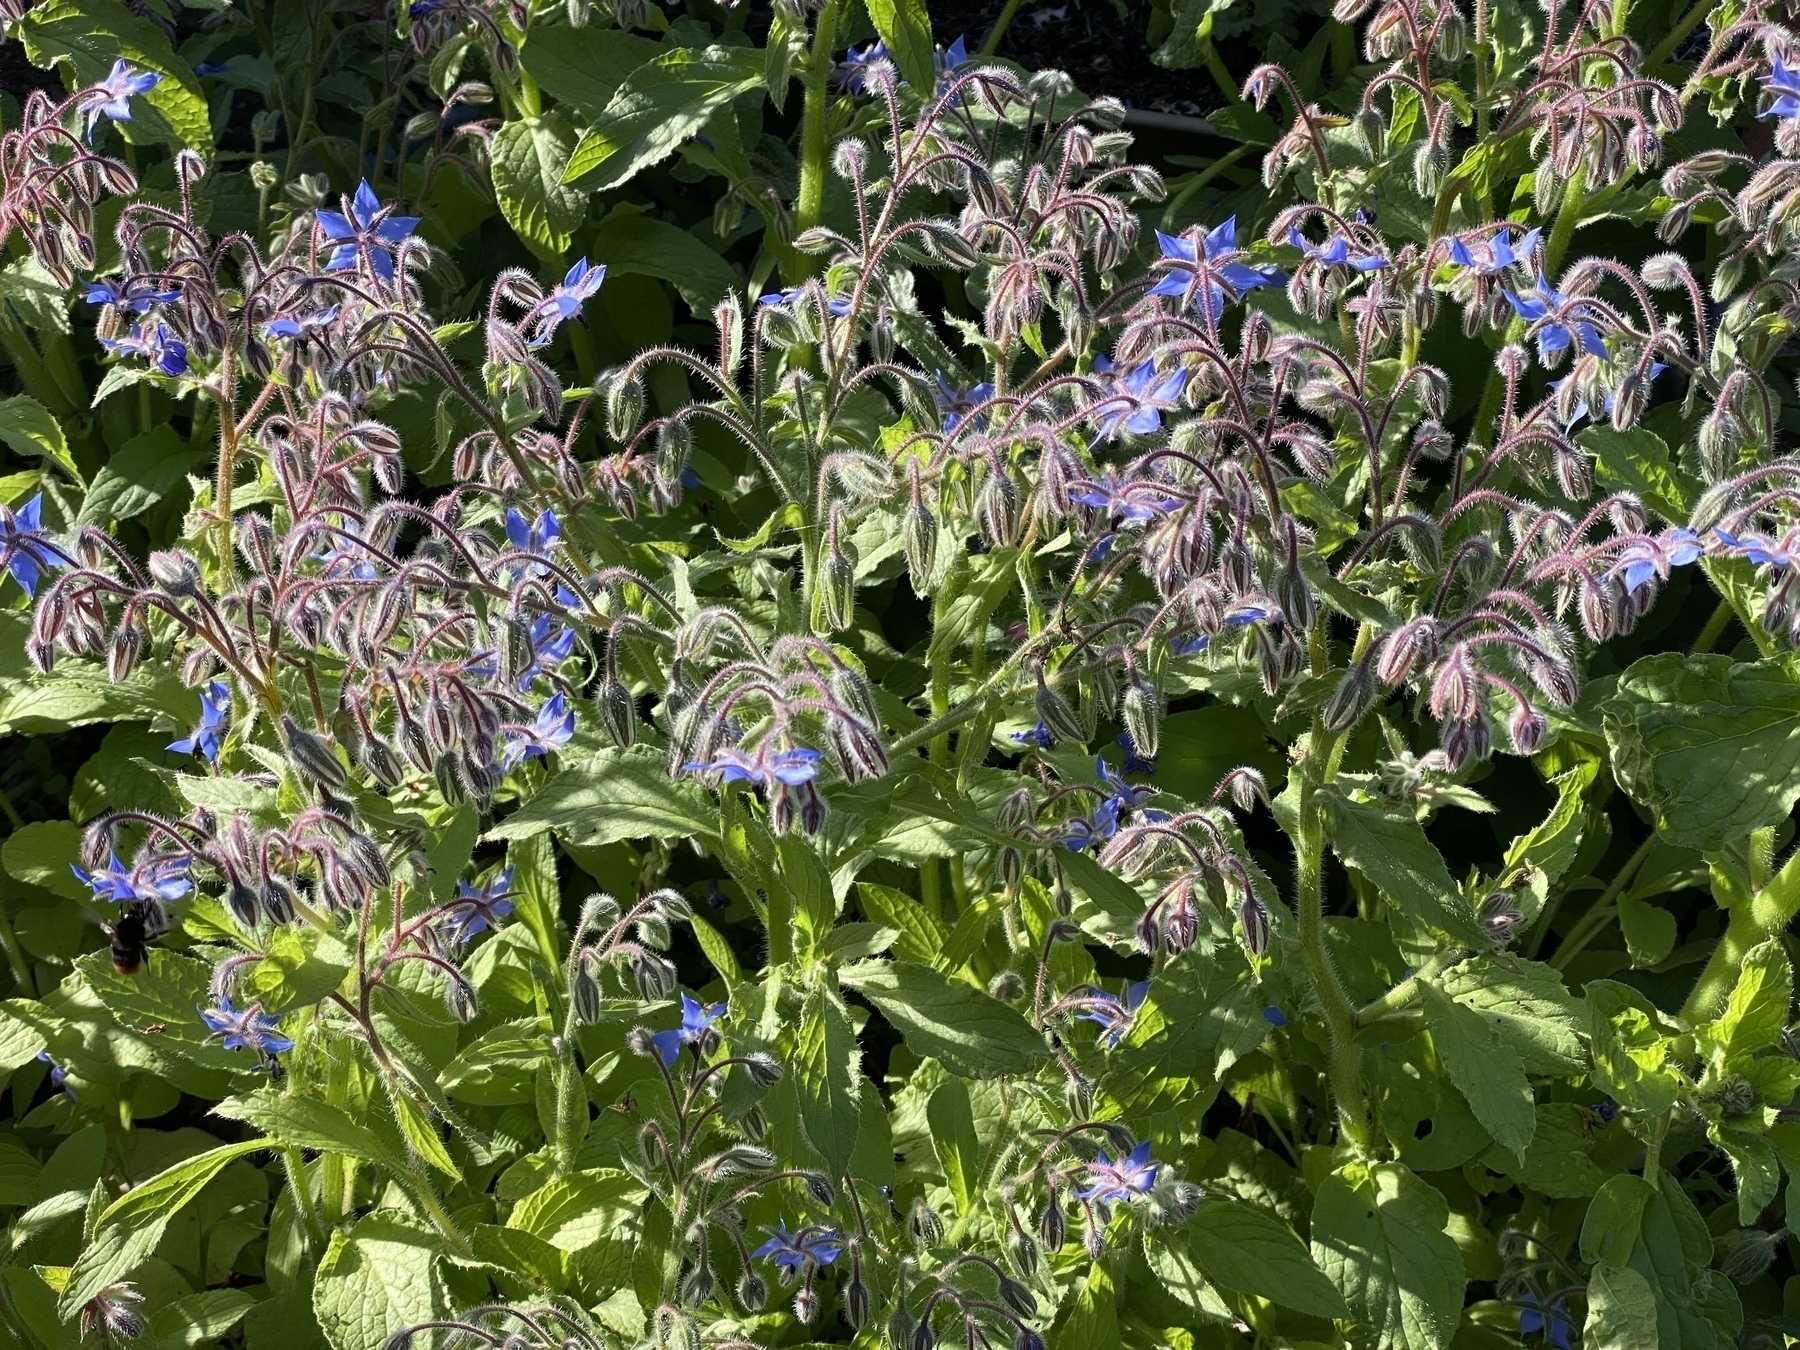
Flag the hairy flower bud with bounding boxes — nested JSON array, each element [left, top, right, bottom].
[[819, 542, 858, 633], [599, 677, 637, 748], [1322, 659, 1375, 732], [604, 370, 645, 443], [903, 500, 939, 591], [1119, 680, 1160, 760], [281, 716, 347, 790]]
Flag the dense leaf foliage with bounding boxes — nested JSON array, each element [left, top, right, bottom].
[[0, 1, 1799, 1349]]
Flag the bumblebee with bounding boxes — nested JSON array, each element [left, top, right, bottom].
[[103, 902, 159, 975]]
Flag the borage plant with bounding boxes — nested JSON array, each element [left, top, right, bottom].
[[3, 1, 1800, 1349]]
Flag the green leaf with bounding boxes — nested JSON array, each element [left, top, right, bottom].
[[864, 0, 936, 91], [1584, 1263, 1661, 1350], [1484, 1103, 1615, 1199], [214, 1088, 409, 1173], [790, 987, 861, 1177], [856, 882, 946, 963], [926, 1077, 981, 1216], [591, 207, 739, 311], [391, 1090, 459, 1177], [1700, 938, 1791, 1064], [688, 914, 743, 986], [487, 746, 719, 848], [506, 1168, 643, 1251], [76, 427, 207, 525], [1618, 894, 1678, 967], [241, 928, 352, 1015], [1438, 956, 1584, 1075], [491, 111, 588, 259], [1587, 980, 1682, 1116], [563, 46, 766, 191], [19, 0, 211, 150], [2, 819, 88, 901], [778, 833, 837, 955], [1060, 845, 1151, 943], [1310, 1162, 1465, 1350], [1320, 789, 1485, 943], [1602, 652, 1800, 850], [1188, 1199, 1347, 1319], [440, 1017, 551, 1105], [1501, 764, 1592, 891], [148, 1289, 258, 1349], [519, 24, 660, 116], [1581, 1174, 1656, 1266], [0, 395, 78, 485], [1049, 1262, 1118, 1350], [75, 949, 263, 1074], [312, 1215, 446, 1350], [1420, 983, 1537, 1159], [837, 960, 1047, 1077], [58, 1139, 268, 1315], [1720, 1136, 1780, 1224], [1141, 1231, 1237, 1323], [1580, 427, 1698, 525]]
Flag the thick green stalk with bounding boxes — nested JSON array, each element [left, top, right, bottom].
[[1681, 866, 1800, 1021], [1544, 162, 1587, 276], [793, 0, 842, 259], [1293, 732, 1372, 1152]]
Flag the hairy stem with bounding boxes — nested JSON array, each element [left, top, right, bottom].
[[793, 0, 843, 270]]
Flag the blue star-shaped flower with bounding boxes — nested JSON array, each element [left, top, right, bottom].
[[752, 1221, 842, 1272], [1714, 528, 1800, 570], [82, 277, 180, 312], [1501, 276, 1608, 363], [935, 35, 971, 89], [265, 305, 340, 341], [757, 285, 852, 317], [514, 614, 576, 690], [1073, 981, 1149, 1047], [1609, 527, 1702, 595], [1263, 1006, 1289, 1026], [168, 680, 231, 763], [1076, 1141, 1157, 1203], [1010, 720, 1054, 749], [1172, 601, 1269, 656], [1067, 469, 1181, 521], [201, 996, 295, 1057], [649, 992, 727, 1066], [935, 373, 995, 434], [1447, 226, 1540, 277], [100, 323, 187, 377], [316, 180, 420, 282], [0, 493, 64, 599], [1762, 52, 1800, 122], [77, 60, 161, 142], [1090, 357, 1191, 440], [1146, 219, 1282, 320], [837, 40, 890, 93], [501, 692, 576, 770], [1287, 226, 1387, 272], [1518, 1292, 1574, 1350], [529, 257, 606, 348], [72, 852, 192, 905], [505, 506, 560, 556], [445, 868, 516, 941], [684, 745, 823, 792]]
